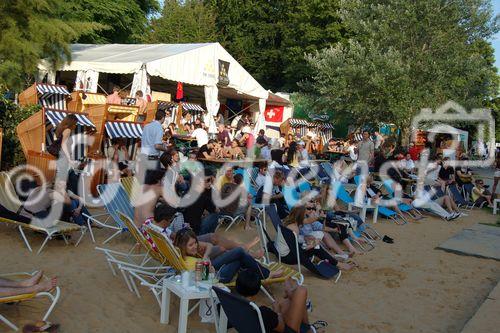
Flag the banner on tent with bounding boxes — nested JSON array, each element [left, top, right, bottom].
[[218, 60, 230, 87]]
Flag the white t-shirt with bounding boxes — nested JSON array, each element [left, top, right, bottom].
[[348, 145, 358, 161], [255, 173, 267, 189], [400, 159, 415, 171], [141, 120, 163, 156], [191, 128, 208, 147], [260, 146, 271, 160]]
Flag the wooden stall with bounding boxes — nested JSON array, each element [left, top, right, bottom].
[[280, 118, 335, 151], [67, 91, 107, 113], [18, 83, 71, 109], [16, 108, 96, 184]]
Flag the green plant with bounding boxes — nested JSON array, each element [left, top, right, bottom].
[[0, 95, 40, 170]]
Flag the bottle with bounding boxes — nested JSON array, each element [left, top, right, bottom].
[[195, 261, 202, 284]]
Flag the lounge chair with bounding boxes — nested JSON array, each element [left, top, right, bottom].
[[448, 184, 476, 209], [84, 182, 133, 244], [120, 176, 141, 203], [0, 172, 83, 254], [144, 225, 300, 301], [0, 272, 60, 331], [211, 286, 316, 333], [262, 205, 340, 281], [331, 181, 406, 225], [381, 179, 422, 219], [96, 212, 172, 300]]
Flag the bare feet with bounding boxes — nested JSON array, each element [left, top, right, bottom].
[[269, 269, 284, 279], [250, 248, 265, 259], [20, 271, 43, 287], [244, 236, 260, 251], [35, 277, 57, 293], [350, 249, 364, 256], [284, 278, 298, 298], [337, 262, 354, 271]]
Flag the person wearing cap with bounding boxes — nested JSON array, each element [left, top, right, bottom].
[[239, 126, 255, 151]]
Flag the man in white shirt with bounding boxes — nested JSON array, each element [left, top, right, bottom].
[[191, 123, 209, 147], [297, 141, 309, 167], [139, 110, 167, 181], [400, 153, 416, 172], [162, 110, 173, 129], [357, 131, 374, 166], [255, 165, 268, 189], [259, 142, 272, 160]]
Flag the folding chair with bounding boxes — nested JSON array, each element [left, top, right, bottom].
[[448, 184, 476, 209], [0, 272, 60, 331], [212, 286, 317, 333], [263, 205, 340, 281], [0, 172, 83, 254], [83, 182, 133, 244], [120, 176, 141, 203], [382, 179, 423, 218]]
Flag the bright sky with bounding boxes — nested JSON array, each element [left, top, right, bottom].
[[492, 1, 500, 71]]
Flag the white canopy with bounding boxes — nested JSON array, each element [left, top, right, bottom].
[[39, 43, 269, 100], [424, 124, 469, 152]]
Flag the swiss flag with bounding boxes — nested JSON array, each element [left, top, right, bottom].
[[264, 105, 284, 122]]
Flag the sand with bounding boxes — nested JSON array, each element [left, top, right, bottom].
[[1, 208, 499, 333]]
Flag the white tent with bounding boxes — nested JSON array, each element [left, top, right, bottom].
[[424, 124, 469, 152], [39, 43, 269, 132]]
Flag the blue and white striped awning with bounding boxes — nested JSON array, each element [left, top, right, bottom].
[[36, 83, 70, 95], [182, 103, 205, 112], [45, 109, 95, 127], [158, 101, 178, 111], [105, 121, 143, 138], [288, 118, 334, 129]]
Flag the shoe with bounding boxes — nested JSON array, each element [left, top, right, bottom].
[[459, 212, 468, 217], [334, 253, 349, 261], [382, 235, 394, 244]]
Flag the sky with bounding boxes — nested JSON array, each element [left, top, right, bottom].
[[492, 1, 500, 71]]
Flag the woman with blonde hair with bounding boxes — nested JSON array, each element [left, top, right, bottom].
[[51, 114, 79, 180]]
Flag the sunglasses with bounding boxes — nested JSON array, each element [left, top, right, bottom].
[[306, 206, 315, 211]]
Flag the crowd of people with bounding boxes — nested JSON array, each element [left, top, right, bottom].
[[2, 103, 499, 332]]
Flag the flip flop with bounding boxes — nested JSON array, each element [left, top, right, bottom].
[[312, 320, 328, 330], [23, 321, 60, 333]]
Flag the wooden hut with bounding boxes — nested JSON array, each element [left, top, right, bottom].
[[18, 83, 71, 109], [67, 91, 107, 113], [280, 118, 335, 145], [16, 108, 96, 183]]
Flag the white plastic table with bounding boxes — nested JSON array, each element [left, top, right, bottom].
[[161, 277, 227, 333]]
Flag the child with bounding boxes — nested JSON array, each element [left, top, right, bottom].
[[174, 229, 282, 283]]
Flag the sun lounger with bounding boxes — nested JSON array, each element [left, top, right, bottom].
[[448, 184, 476, 209], [0, 172, 83, 254], [0, 272, 60, 331], [120, 176, 141, 204], [84, 182, 133, 244]]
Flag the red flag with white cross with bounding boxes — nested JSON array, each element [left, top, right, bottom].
[[264, 105, 284, 122]]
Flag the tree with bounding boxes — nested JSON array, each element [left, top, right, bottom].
[[0, 0, 101, 91], [144, 0, 219, 43], [207, 0, 345, 91], [59, 0, 160, 43], [302, 0, 499, 134]]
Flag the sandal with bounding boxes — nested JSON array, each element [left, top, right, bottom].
[[312, 320, 328, 330], [23, 321, 60, 333]]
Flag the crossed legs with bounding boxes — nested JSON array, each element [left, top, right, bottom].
[[0, 271, 57, 298]]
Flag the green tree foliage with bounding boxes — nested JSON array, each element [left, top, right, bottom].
[[302, 0, 499, 131], [144, 0, 218, 43], [0, 0, 101, 91], [59, 0, 160, 43], [206, 0, 345, 91], [0, 95, 40, 170]]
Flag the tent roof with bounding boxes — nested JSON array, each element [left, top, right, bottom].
[[424, 124, 468, 136], [39, 43, 268, 100]]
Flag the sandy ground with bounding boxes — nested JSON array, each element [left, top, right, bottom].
[[1, 207, 499, 333]]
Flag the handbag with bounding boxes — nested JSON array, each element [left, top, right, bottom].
[[47, 137, 62, 157]]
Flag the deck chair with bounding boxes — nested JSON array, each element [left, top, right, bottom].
[[448, 184, 476, 209], [0, 272, 60, 331], [144, 226, 300, 301], [212, 286, 316, 333], [332, 181, 405, 225], [0, 173, 83, 254], [263, 205, 340, 281], [99, 212, 173, 300], [120, 176, 141, 203], [84, 182, 133, 244], [283, 185, 301, 210]]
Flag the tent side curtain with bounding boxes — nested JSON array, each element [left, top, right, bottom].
[[45, 109, 96, 128], [36, 83, 71, 95], [105, 121, 143, 139]]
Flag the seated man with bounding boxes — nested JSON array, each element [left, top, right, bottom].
[[0, 271, 57, 298], [255, 165, 268, 189], [255, 170, 289, 219], [196, 139, 215, 159], [235, 270, 324, 333], [135, 90, 147, 116], [220, 174, 253, 230], [106, 86, 122, 104], [472, 179, 493, 207]]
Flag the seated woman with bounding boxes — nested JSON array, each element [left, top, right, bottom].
[[0, 271, 57, 298], [236, 270, 325, 333], [174, 229, 281, 283], [107, 138, 133, 179], [472, 179, 493, 207], [282, 206, 353, 270], [224, 139, 245, 159]]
